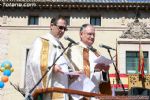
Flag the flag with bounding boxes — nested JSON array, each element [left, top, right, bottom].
[[138, 41, 145, 78]]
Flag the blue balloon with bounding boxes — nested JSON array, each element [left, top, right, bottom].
[[0, 81, 4, 88], [1, 62, 5, 67], [6, 60, 12, 67], [3, 69, 11, 76], [1, 60, 12, 68]]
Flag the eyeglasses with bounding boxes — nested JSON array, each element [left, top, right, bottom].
[[56, 25, 68, 31]]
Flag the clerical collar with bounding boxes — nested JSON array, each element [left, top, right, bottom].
[[79, 42, 88, 48]]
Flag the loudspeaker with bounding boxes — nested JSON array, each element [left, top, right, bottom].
[[128, 87, 150, 96]]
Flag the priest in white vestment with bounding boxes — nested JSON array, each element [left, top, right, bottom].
[[67, 24, 110, 99], [25, 16, 73, 100]]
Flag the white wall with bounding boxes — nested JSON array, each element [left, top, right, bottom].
[[0, 8, 150, 99]]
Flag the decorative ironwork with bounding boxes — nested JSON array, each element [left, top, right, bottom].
[[128, 74, 150, 89], [120, 18, 150, 39]]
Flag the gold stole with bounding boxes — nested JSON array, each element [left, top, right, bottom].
[[40, 38, 49, 87], [83, 48, 90, 78], [40, 38, 64, 99]]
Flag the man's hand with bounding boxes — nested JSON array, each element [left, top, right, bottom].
[[53, 64, 64, 74], [69, 71, 83, 79], [95, 63, 110, 72], [68, 71, 83, 84]]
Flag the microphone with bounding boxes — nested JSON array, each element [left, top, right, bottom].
[[88, 46, 97, 52], [99, 44, 115, 51], [64, 36, 78, 44]]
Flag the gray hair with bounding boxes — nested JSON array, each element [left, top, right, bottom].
[[80, 24, 91, 32]]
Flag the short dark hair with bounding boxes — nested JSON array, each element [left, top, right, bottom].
[[51, 16, 66, 25], [80, 24, 90, 32]]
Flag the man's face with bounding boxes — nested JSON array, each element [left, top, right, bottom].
[[80, 25, 95, 46], [50, 18, 67, 39]]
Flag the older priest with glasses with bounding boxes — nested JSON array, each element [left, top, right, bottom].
[[67, 24, 111, 100], [25, 16, 73, 100]]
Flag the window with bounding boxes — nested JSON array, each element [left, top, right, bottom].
[[126, 51, 148, 74], [90, 16, 101, 26], [28, 16, 39, 25]]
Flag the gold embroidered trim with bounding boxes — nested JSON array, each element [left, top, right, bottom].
[[40, 38, 64, 99], [83, 48, 90, 78], [52, 93, 64, 99], [40, 38, 49, 88]]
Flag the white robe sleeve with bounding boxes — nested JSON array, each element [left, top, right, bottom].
[[25, 38, 43, 94]]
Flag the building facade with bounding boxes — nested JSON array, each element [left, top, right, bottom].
[[0, 0, 150, 99]]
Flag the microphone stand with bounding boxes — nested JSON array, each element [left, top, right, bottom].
[[25, 42, 73, 100], [106, 48, 126, 95]]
